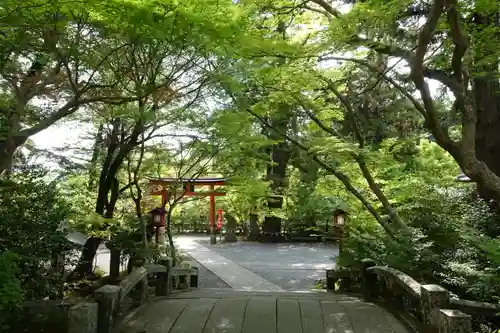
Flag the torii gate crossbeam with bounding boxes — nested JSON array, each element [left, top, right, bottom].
[[149, 177, 226, 244]]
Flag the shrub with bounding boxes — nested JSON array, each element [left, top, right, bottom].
[[0, 251, 24, 331], [343, 186, 500, 302], [0, 165, 74, 300]]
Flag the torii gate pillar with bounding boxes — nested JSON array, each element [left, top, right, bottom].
[[209, 185, 216, 244], [148, 177, 226, 246]]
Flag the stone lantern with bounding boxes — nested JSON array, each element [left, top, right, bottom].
[[333, 209, 347, 226], [333, 209, 348, 252], [149, 208, 165, 226], [223, 213, 238, 243], [149, 207, 166, 244]]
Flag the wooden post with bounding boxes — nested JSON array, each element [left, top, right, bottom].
[[421, 284, 450, 332], [68, 302, 98, 333], [209, 185, 216, 245], [438, 309, 471, 333], [361, 259, 377, 299], [94, 285, 120, 333], [156, 256, 173, 296]]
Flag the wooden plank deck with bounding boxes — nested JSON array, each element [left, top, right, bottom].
[[119, 289, 412, 333]]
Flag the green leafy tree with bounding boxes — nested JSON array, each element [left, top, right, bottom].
[[264, 0, 500, 202], [0, 165, 73, 300], [0, 0, 147, 173]]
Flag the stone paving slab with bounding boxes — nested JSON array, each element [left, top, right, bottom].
[[166, 288, 360, 301], [177, 239, 285, 291], [119, 290, 412, 333], [188, 236, 337, 290], [183, 254, 231, 289], [245, 268, 325, 290], [229, 261, 334, 270]]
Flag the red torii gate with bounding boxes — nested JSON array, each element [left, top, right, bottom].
[[148, 177, 226, 244]]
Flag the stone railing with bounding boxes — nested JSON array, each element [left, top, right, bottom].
[[326, 259, 500, 333], [13, 298, 84, 333], [66, 256, 199, 333]]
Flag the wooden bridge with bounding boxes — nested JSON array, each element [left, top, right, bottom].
[[118, 289, 410, 333], [64, 256, 498, 333]]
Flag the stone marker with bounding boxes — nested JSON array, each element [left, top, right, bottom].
[[68, 302, 98, 333]]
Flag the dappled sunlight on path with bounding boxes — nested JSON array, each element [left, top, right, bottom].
[[175, 235, 338, 290]]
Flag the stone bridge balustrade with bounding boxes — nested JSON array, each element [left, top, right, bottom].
[[66, 256, 198, 333], [326, 258, 500, 333]]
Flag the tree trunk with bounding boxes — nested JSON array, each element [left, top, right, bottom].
[[69, 237, 102, 280], [291, 155, 319, 227], [0, 107, 27, 175], [165, 210, 176, 266], [262, 110, 291, 237], [262, 142, 290, 235], [106, 178, 121, 280], [261, 25, 291, 236], [109, 249, 121, 280], [71, 158, 120, 278], [71, 118, 143, 278], [88, 124, 104, 189], [0, 136, 27, 175], [472, 56, 500, 201], [446, 10, 500, 203]]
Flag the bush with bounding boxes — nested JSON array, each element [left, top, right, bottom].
[[343, 186, 500, 303], [0, 251, 24, 331], [0, 165, 75, 301]]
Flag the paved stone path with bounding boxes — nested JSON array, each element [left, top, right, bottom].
[[176, 235, 337, 290], [183, 254, 231, 289], [119, 289, 412, 333], [176, 237, 284, 291]]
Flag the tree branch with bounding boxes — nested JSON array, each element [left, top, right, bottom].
[[293, 97, 340, 137], [302, 5, 332, 21], [252, 107, 396, 238], [321, 77, 410, 233], [307, 0, 341, 18], [414, 0, 444, 69], [224, 87, 396, 238], [318, 56, 460, 158]]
